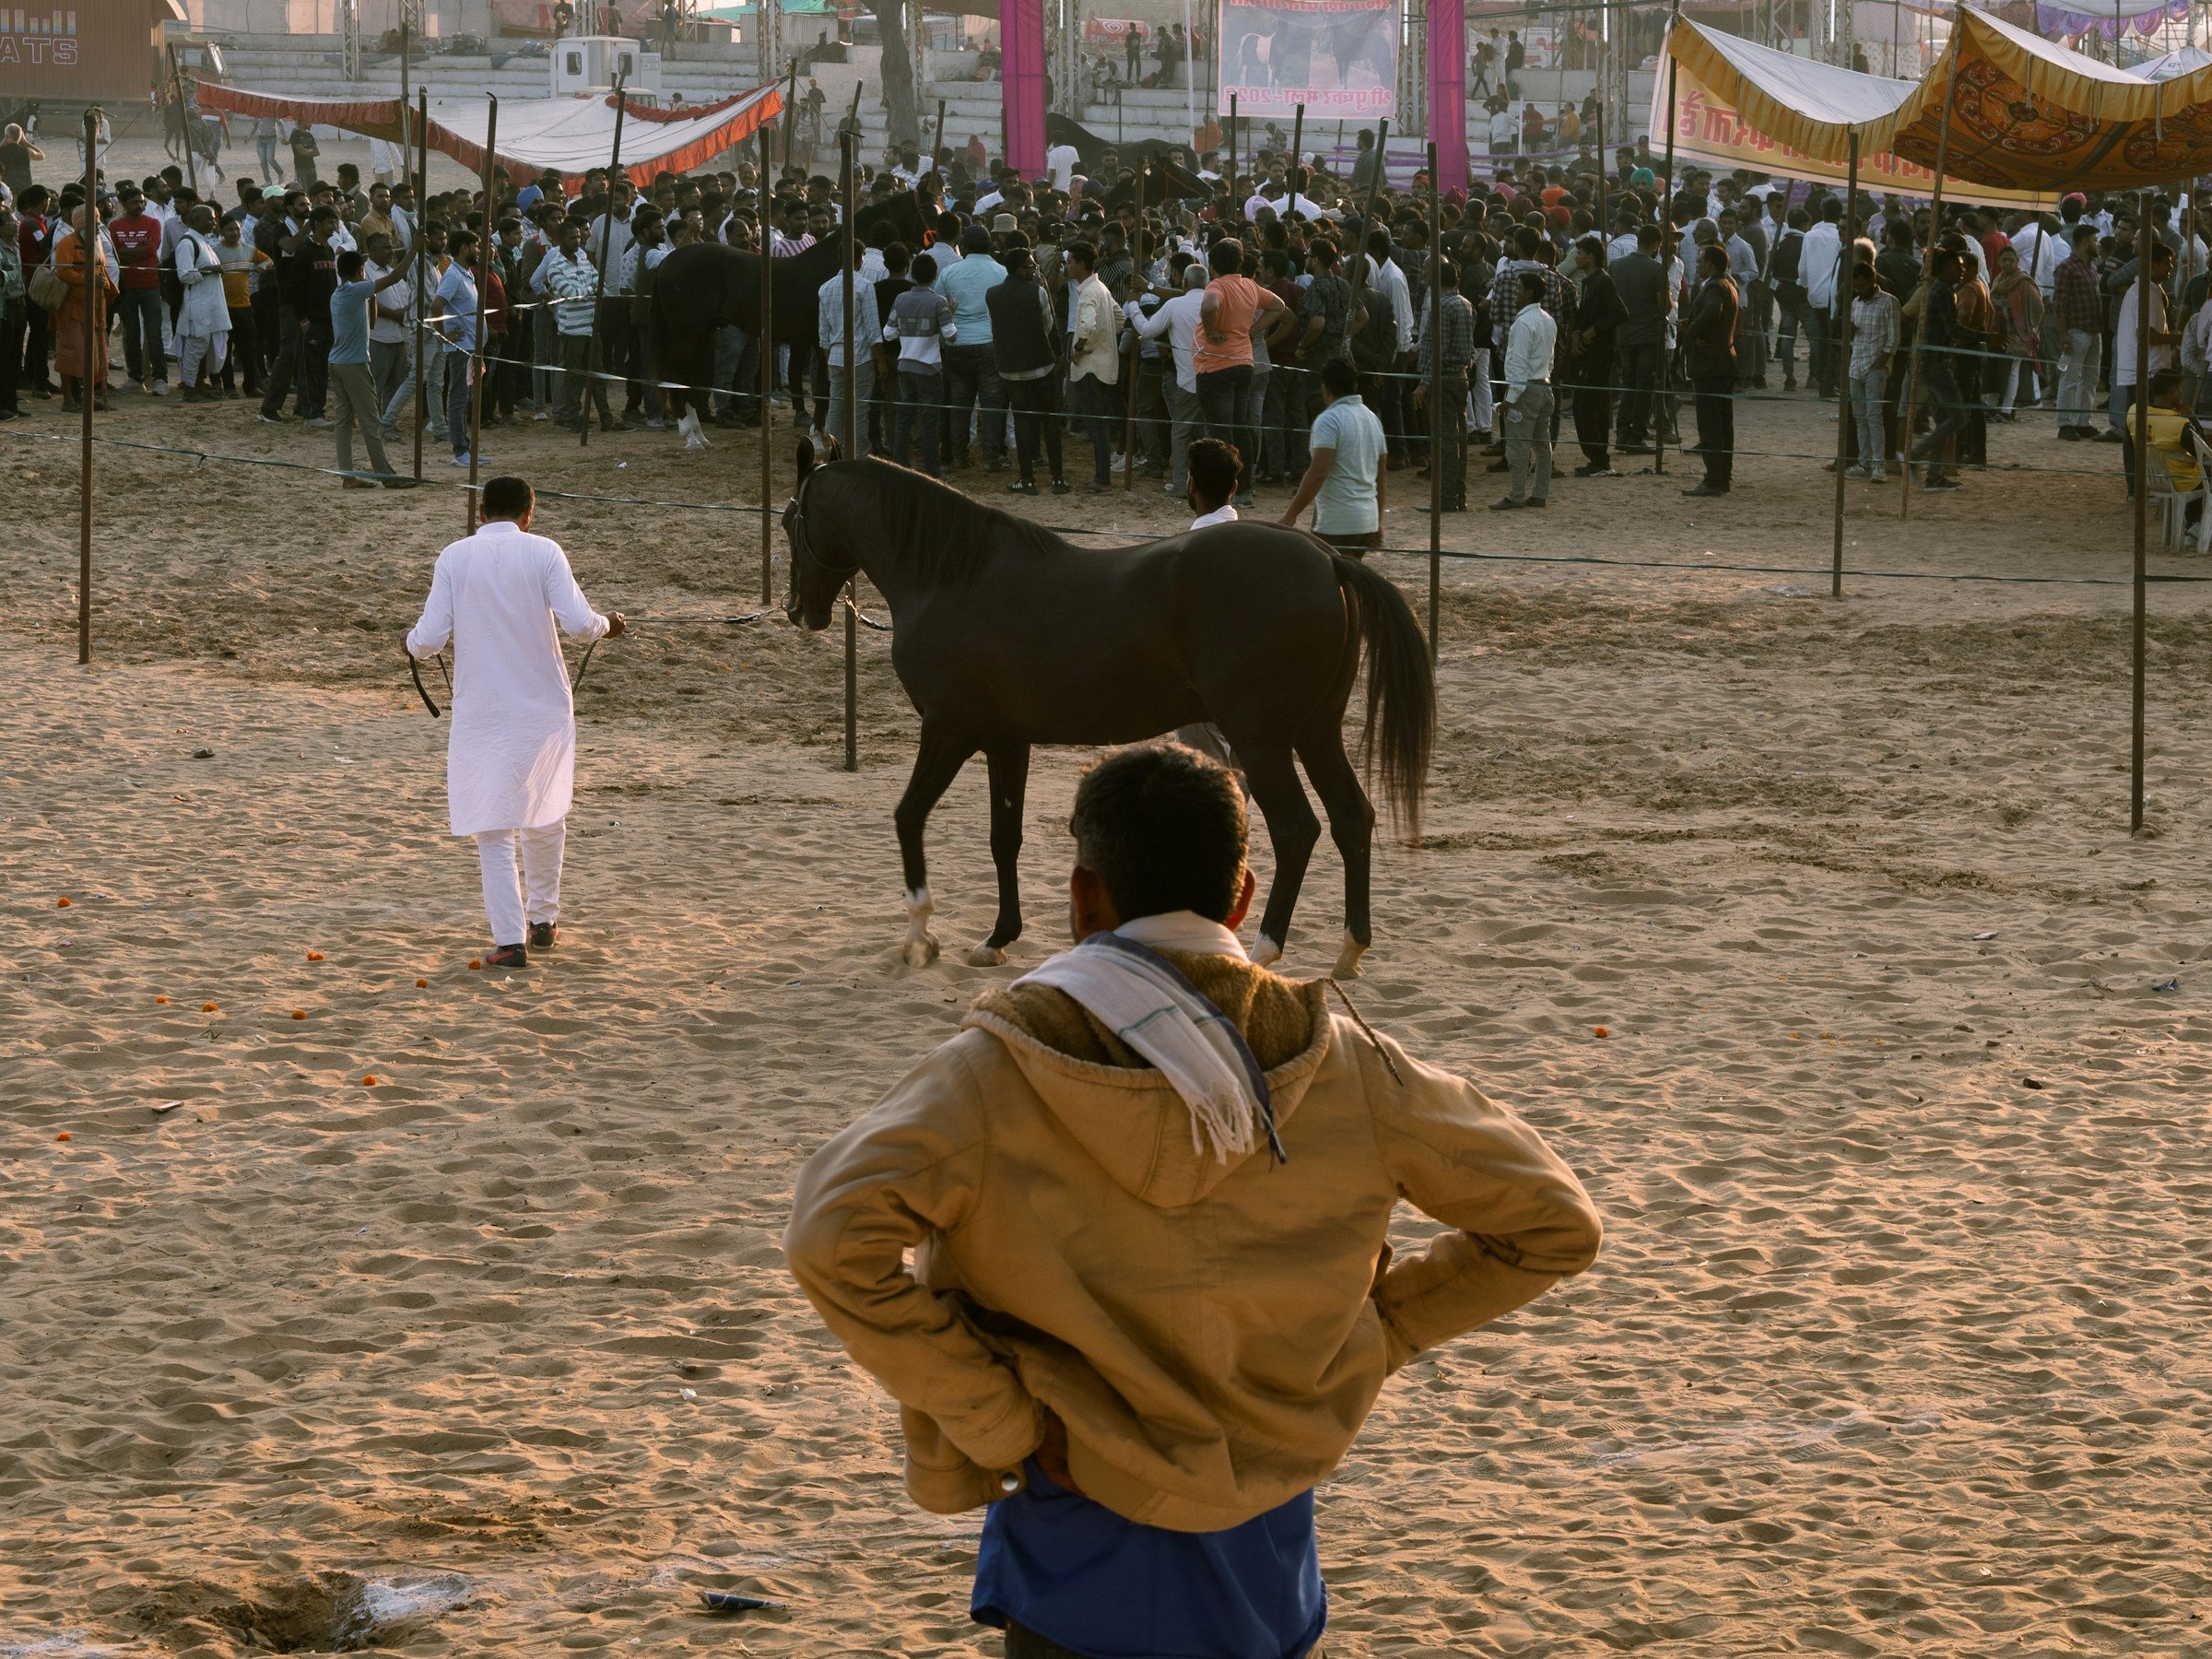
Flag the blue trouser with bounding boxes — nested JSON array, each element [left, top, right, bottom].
[[943, 340, 1004, 465], [447, 349, 474, 454], [115, 286, 165, 384], [1068, 372, 1114, 484], [895, 366, 942, 475], [1195, 361, 1256, 494]]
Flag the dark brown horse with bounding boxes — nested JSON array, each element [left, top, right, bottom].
[[782, 449, 1435, 977]]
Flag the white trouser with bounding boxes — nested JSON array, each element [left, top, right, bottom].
[[176, 330, 228, 388], [1469, 347, 1494, 433], [475, 822, 566, 946]]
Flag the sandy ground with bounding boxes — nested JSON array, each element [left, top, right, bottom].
[[6, 347, 2212, 1659]]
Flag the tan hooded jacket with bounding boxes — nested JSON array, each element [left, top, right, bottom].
[[783, 947, 1602, 1534]]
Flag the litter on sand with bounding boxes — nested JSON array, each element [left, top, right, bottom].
[[1973, 931, 1998, 941], [149, 1100, 185, 1114], [2155, 978, 2181, 994], [700, 1592, 786, 1614]]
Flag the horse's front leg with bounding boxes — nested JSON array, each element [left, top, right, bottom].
[[894, 728, 976, 966], [971, 743, 1031, 967]]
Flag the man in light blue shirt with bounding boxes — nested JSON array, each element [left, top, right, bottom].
[[1494, 270, 1557, 511], [935, 223, 1007, 469], [434, 227, 481, 465], [818, 236, 883, 458], [1279, 357, 1385, 553]]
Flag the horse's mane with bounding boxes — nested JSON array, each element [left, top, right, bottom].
[[846, 457, 1071, 582]]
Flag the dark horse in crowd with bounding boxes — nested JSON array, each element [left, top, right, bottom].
[[782, 445, 1436, 978], [650, 193, 925, 451]]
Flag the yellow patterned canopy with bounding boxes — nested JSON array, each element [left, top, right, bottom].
[[1662, 10, 2212, 201]]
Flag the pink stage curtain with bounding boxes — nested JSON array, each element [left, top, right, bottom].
[[1428, 0, 1467, 194], [1002, 0, 1047, 176]]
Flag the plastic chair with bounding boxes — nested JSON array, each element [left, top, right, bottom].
[[2185, 429, 2212, 555], [2144, 449, 2188, 553]]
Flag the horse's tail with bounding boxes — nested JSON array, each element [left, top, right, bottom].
[[1332, 554, 1435, 843]]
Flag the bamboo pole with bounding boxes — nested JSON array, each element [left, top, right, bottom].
[[842, 127, 859, 775], [1830, 128, 1858, 598], [580, 79, 629, 449], [1123, 165, 1146, 492], [412, 86, 428, 481], [1290, 102, 1304, 193], [2132, 182, 2153, 832], [1898, 31, 1959, 520], [1655, 6, 1679, 477], [466, 94, 500, 533], [1227, 92, 1238, 226], [934, 97, 947, 174], [759, 124, 775, 605], [1428, 139, 1442, 663], [78, 110, 97, 666]]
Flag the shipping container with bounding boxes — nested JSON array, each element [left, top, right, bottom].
[[0, 0, 182, 106]]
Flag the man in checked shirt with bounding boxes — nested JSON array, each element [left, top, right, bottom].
[[2052, 224, 2106, 441], [1413, 258, 1476, 511]]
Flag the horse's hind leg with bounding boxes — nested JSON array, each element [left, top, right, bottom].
[[895, 727, 975, 966], [1243, 746, 1322, 970], [1296, 728, 1378, 980], [970, 742, 1030, 967]]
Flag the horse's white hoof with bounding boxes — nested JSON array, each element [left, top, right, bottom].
[[1252, 935, 1284, 968], [903, 932, 941, 967], [1331, 933, 1369, 980], [966, 943, 1008, 968]]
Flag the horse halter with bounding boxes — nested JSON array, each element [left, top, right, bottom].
[[782, 461, 858, 606]]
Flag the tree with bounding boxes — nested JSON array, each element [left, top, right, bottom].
[[865, 0, 923, 147]]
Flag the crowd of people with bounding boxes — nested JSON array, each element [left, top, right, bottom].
[[0, 121, 2185, 516]]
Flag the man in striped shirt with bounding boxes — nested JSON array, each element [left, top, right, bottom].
[[533, 218, 620, 431], [1415, 259, 1475, 511]]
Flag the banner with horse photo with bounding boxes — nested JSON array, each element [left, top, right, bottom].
[[1216, 0, 1398, 120]]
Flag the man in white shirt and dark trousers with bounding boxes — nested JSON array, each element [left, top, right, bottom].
[[406, 477, 625, 969], [818, 235, 882, 458], [1492, 271, 1556, 511]]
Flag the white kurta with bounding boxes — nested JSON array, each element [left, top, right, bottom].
[[173, 230, 230, 338], [406, 522, 610, 838]]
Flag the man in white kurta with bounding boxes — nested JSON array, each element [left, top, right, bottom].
[[406, 477, 624, 965]]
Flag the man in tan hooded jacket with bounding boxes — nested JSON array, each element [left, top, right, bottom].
[[785, 744, 1603, 1659]]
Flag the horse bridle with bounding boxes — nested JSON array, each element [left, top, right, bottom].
[[782, 462, 859, 610]]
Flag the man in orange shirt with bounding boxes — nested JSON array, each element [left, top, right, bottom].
[[1194, 240, 1289, 508]]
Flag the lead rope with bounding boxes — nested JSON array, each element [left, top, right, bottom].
[[1325, 978, 1405, 1085]]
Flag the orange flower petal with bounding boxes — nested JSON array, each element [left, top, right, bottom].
[[202, 1002, 220, 1013], [155, 995, 170, 1005], [55, 1131, 71, 1141], [306, 951, 324, 962], [361, 1074, 379, 1087], [1593, 1026, 1609, 1038], [291, 1009, 307, 1020], [55, 897, 71, 908], [415, 978, 429, 988], [467, 959, 482, 971]]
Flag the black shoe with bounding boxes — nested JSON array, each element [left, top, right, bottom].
[[1487, 459, 1511, 473], [1526, 496, 1547, 508], [1488, 497, 1525, 511], [1922, 476, 1961, 493], [1618, 441, 1654, 454], [2058, 426, 2084, 441], [528, 921, 557, 950], [1051, 478, 1071, 494], [1572, 462, 1617, 477], [1682, 482, 1729, 498], [2094, 429, 2124, 444], [485, 943, 529, 968], [1006, 479, 1039, 495], [380, 476, 421, 489]]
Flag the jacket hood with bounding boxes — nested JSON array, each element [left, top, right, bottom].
[[963, 953, 1333, 1208]]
